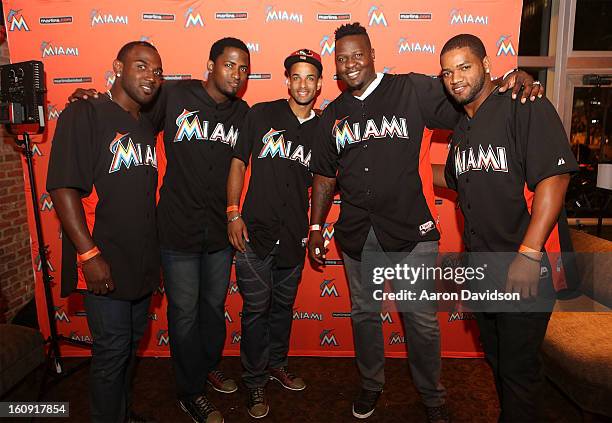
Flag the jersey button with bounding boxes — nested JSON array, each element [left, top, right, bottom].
[[366, 189, 371, 195], [363, 144, 368, 149], [364, 167, 369, 172], [470, 229, 476, 235], [467, 203, 471, 210]]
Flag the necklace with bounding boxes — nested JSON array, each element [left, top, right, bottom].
[[106, 90, 113, 101]]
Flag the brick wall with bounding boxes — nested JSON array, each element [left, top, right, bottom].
[[0, 39, 35, 323]]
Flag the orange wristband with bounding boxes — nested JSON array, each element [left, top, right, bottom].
[[518, 244, 543, 260], [226, 205, 239, 213], [77, 246, 101, 265]]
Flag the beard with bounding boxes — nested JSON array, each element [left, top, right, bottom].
[[455, 75, 485, 105]]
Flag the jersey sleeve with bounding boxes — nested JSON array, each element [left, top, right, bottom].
[[309, 106, 339, 178], [409, 73, 463, 130], [444, 142, 458, 191], [516, 97, 579, 191], [233, 105, 256, 165], [46, 100, 96, 195]]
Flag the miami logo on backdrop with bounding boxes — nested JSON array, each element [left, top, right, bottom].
[[368, 5, 387, 27], [496, 35, 516, 56], [320, 278, 339, 297], [7, 9, 30, 31]]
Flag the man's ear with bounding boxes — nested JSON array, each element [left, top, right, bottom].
[[483, 56, 491, 74], [207, 60, 214, 73], [371, 48, 376, 61], [112, 59, 123, 77]]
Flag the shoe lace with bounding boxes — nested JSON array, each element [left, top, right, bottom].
[[193, 395, 217, 416], [276, 366, 296, 380], [250, 387, 265, 405], [209, 369, 227, 383], [426, 405, 449, 421]]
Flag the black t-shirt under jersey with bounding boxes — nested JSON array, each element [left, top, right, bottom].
[[47, 97, 160, 300], [145, 80, 249, 253], [233, 99, 317, 267]]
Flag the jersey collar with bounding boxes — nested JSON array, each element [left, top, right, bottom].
[[354, 72, 384, 101]]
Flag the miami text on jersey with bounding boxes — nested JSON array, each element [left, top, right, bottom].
[[109, 132, 157, 173], [454, 144, 508, 176], [333, 116, 409, 153], [257, 128, 311, 167], [174, 109, 239, 147]]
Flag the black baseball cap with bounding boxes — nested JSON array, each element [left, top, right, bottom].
[[283, 48, 323, 75]]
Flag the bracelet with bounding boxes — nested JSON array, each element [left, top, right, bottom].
[[519, 251, 542, 263], [309, 224, 321, 231], [228, 214, 241, 223], [519, 243, 543, 257], [77, 246, 100, 265], [226, 205, 239, 213]]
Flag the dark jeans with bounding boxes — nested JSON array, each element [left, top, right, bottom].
[[161, 247, 232, 400], [83, 292, 151, 423], [235, 244, 303, 388], [475, 312, 551, 422]]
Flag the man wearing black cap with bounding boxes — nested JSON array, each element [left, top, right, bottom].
[[226, 49, 323, 418]]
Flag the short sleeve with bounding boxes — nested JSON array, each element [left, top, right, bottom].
[[233, 106, 256, 164], [46, 100, 96, 195], [309, 106, 339, 178], [516, 98, 579, 191], [409, 73, 462, 130], [444, 142, 458, 191]]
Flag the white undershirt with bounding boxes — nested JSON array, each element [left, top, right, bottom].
[[354, 72, 384, 101]]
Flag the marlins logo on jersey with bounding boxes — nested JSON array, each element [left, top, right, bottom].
[[257, 128, 311, 167], [108, 132, 157, 174], [333, 115, 409, 153], [454, 143, 508, 176], [174, 109, 239, 147]]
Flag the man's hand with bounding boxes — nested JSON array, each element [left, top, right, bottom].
[[505, 253, 541, 300], [498, 70, 545, 103], [82, 254, 115, 295], [68, 88, 99, 103], [228, 213, 249, 253], [308, 230, 327, 267]]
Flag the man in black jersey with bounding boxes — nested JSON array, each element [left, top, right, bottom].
[[226, 49, 322, 418], [308, 23, 543, 422], [70, 38, 250, 423], [48, 41, 163, 423], [433, 34, 578, 422]]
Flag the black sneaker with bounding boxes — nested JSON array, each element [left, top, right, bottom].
[[352, 388, 382, 419], [247, 387, 269, 419], [178, 394, 224, 423], [125, 411, 157, 423], [426, 404, 451, 423]]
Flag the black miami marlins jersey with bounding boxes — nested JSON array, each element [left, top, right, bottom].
[[444, 89, 579, 254], [47, 97, 160, 300], [310, 73, 462, 259], [145, 80, 249, 253], [233, 99, 317, 267]]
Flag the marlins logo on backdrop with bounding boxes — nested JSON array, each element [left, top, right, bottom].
[[47, 104, 62, 120], [231, 331, 241, 344], [322, 222, 335, 242], [90, 9, 128, 27], [225, 309, 233, 323], [320, 278, 339, 297], [184, 7, 204, 28], [319, 329, 339, 347], [31, 145, 43, 157], [7, 9, 30, 31], [496, 35, 516, 56], [448, 312, 476, 322], [35, 253, 54, 272], [41, 41, 79, 58], [40, 193, 54, 211], [156, 329, 169, 346], [449, 9, 489, 25], [173, 109, 239, 147], [367, 6, 387, 26], [228, 281, 240, 295], [69, 331, 92, 343], [380, 312, 393, 323], [398, 37, 436, 54], [54, 306, 70, 323], [388, 331, 406, 345], [108, 133, 157, 174], [293, 309, 324, 321], [320, 35, 335, 56], [265, 6, 303, 23]]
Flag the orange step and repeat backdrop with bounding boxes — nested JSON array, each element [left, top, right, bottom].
[[4, 0, 521, 357]]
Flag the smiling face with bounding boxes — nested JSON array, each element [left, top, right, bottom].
[[287, 62, 322, 106], [334, 34, 376, 94], [115, 45, 163, 106], [440, 46, 489, 106], [207, 46, 250, 99]]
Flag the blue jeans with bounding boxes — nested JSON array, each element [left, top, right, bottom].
[[83, 292, 151, 423], [235, 244, 303, 388], [161, 247, 232, 400]]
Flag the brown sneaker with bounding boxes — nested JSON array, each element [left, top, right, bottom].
[[178, 395, 224, 423], [247, 387, 269, 419], [207, 369, 238, 394], [269, 367, 306, 391]]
